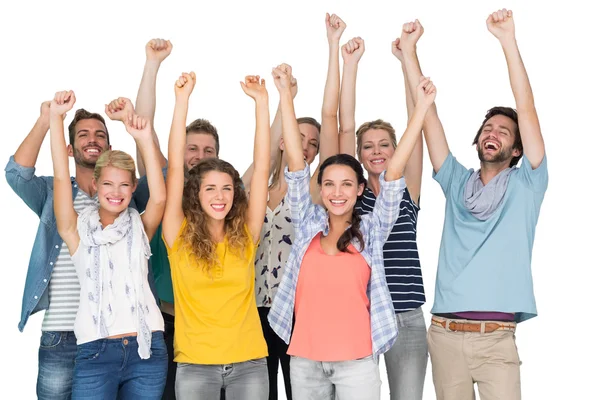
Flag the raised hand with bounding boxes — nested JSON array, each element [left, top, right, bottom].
[[416, 76, 436, 108], [240, 75, 268, 101], [272, 63, 293, 93], [341, 37, 365, 65], [290, 72, 298, 99], [391, 38, 405, 62], [146, 38, 173, 64], [105, 97, 134, 122], [50, 90, 76, 117], [399, 19, 424, 51], [486, 9, 515, 42], [326, 13, 346, 43], [174, 72, 196, 100], [124, 114, 152, 141]]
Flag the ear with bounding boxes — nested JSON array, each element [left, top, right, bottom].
[[67, 144, 74, 157], [132, 182, 137, 193], [357, 182, 365, 197], [279, 137, 285, 151], [512, 147, 522, 158], [92, 178, 97, 192]]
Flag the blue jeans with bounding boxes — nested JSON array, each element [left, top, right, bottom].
[[175, 358, 269, 400], [37, 331, 77, 400], [290, 355, 381, 400], [72, 331, 168, 399], [384, 307, 429, 400]]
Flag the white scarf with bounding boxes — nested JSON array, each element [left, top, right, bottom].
[[77, 206, 153, 359]]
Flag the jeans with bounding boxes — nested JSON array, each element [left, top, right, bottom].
[[175, 358, 269, 400], [37, 330, 77, 400], [290, 355, 380, 400], [259, 306, 292, 400], [72, 331, 168, 399], [384, 307, 429, 400]]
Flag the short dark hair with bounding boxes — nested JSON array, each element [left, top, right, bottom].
[[186, 119, 220, 156], [473, 106, 523, 167], [67, 109, 110, 146]]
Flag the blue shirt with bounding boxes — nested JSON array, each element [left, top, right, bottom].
[[269, 164, 404, 357], [432, 153, 549, 323], [357, 188, 426, 313], [5, 156, 143, 331]]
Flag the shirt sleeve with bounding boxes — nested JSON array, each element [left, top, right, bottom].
[[284, 163, 320, 234], [4, 155, 50, 217], [367, 172, 406, 242], [514, 154, 548, 193], [433, 152, 469, 197]]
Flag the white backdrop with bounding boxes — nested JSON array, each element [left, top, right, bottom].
[[0, 0, 598, 398]]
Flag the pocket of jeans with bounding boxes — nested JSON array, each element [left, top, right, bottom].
[[76, 340, 105, 362], [248, 357, 268, 365], [40, 331, 62, 349], [150, 335, 168, 358]]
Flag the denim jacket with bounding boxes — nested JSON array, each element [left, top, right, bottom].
[[5, 156, 142, 331]]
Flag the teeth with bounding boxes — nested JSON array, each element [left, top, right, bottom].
[[331, 200, 346, 205], [86, 148, 100, 153], [371, 159, 385, 164], [211, 204, 225, 210], [108, 199, 123, 204]]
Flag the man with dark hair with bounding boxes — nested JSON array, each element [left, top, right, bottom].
[[5, 93, 146, 399], [399, 9, 547, 400]]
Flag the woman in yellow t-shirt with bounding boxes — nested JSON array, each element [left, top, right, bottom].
[[161, 72, 270, 400]]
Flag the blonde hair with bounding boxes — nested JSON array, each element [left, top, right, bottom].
[[356, 119, 397, 155], [269, 117, 321, 190], [93, 150, 137, 185]]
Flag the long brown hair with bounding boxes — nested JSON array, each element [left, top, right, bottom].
[[269, 117, 321, 190], [181, 158, 249, 273]]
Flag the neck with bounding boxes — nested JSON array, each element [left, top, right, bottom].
[[98, 207, 120, 228], [75, 164, 96, 197], [479, 161, 511, 185], [328, 211, 352, 236], [207, 218, 226, 243], [367, 172, 380, 196]]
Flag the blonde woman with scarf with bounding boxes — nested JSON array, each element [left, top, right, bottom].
[[49, 90, 168, 399]]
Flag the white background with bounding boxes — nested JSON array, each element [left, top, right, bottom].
[[1, 0, 598, 398]]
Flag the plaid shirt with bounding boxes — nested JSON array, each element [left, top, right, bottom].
[[268, 164, 404, 357]]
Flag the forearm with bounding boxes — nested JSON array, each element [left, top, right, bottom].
[[280, 90, 304, 171], [320, 40, 341, 161], [50, 115, 76, 232], [339, 62, 358, 155], [501, 38, 534, 109], [135, 62, 164, 176], [137, 139, 166, 206], [401, 62, 423, 198], [252, 98, 271, 176], [14, 117, 50, 168], [167, 100, 189, 171], [386, 105, 428, 181]]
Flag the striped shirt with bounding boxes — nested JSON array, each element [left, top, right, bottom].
[[269, 164, 404, 357], [41, 190, 97, 331], [357, 187, 425, 313]]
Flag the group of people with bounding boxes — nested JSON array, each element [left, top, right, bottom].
[[6, 8, 547, 400]]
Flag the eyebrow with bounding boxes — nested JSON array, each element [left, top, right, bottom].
[[77, 129, 107, 135], [204, 184, 233, 188], [483, 123, 512, 132]]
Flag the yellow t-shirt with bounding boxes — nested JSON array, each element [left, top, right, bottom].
[[165, 220, 267, 364]]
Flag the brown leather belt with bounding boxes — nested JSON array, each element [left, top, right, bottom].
[[431, 318, 516, 333]]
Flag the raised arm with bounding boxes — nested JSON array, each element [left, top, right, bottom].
[[163, 72, 196, 248], [122, 114, 166, 240], [240, 76, 271, 243], [13, 101, 52, 168], [487, 9, 545, 168], [241, 72, 297, 191], [400, 20, 449, 173], [339, 37, 365, 156], [135, 39, 172, 176], [386, 77, 437, 182], [49, 91, 79, 254], [273, 64, 304, 172], [392, 37, 423, 204]]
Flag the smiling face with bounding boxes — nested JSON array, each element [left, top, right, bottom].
[[320, 164, 364, 217], [93, 166, 135, 214], [476, 114, 521, 165], [198, 170, 235, 221], [69, 118, 110, 168], [185, 132, 218, 171], [358, 128, 396, 176]]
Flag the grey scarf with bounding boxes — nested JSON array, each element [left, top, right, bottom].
[[463, 167, 515, 220]]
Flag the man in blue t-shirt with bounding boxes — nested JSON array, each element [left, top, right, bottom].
[[400, 9, 547, 400]]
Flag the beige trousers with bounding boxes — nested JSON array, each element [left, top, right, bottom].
[[427, 318, 521, 400]]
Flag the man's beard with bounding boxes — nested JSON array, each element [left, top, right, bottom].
[[73, 147, 98, 169], [477, 144, 513, 164]]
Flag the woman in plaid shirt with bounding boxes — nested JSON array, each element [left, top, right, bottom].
[[268, 63, 437, 400]]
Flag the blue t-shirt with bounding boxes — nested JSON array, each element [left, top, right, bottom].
[[432, 153, 548, 323]]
